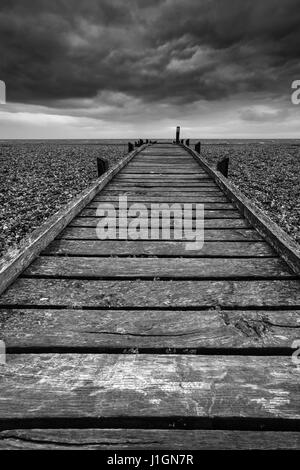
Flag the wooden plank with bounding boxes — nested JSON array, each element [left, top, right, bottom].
[[140, 153, 187, 156], [80, 208, 241, 218], [111, 178, 216, 182], [134, 154, 190, 158], [1, 308, 299, 350], [121, 169, 204, 174], [0, 355, 298, 420], [116, 174, 213, 180], [114, 175, 213, 180], [141, 152, 187, 155], [126, 160, 199, 164], [113, 180, 216, 185], [43, 240, 276, 257], [106, 186, 220, 191], [24, 256, 291, 279], [112, 180, 218, 186], [0, 144, 149, 296], [95, 195, 228, 202], [69, 217, 249, 229], [57, 227, 263, 240], [126, 160, 200, 164], [132, 160, 193, 164], [125, 161, 200, 164], [137, 156, 190, 160], [185, 145, 300, 275], [125, 167, 202, 172], [1, 279, 299, 307], [86, 196, 235, 211], [125, 165, 202, 170], [0, 429, 299, 450], [100, 190, 225, 197]]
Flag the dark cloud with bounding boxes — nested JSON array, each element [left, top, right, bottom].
[[0, 0, 299, 107]]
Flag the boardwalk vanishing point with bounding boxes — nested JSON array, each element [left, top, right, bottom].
[[0, 135, 299, 449]]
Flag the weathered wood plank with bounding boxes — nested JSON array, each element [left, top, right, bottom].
[[140, 152, 188, 155], [24, 256, 291, 279], [127, 156, 192, 159], [58, 227, 263, 240], [119, 156, 196, 160], [124, 161, 200, 165], [112, 177, 216, 182], [0, 429, 299, 449], [88, 201, 236, 210], [99, 190, 225, 197], [70, 218, 249, 229], [43, 240, 275, 257], [106, 186, 221, 192], [1, 308, 299, 349], [95, 195, 228, 202], [117, 174, 213, 180], [126, 161, 199, 164], [125, 165, 202, 170], [121, 169, 205, 174], [114, 175, 213, 180], [1, 279, 299, 307], [132, 160, 194, 165], [80, 208, 241, 218], [0, 355, 298, 420], [112, 181, 218, 186]]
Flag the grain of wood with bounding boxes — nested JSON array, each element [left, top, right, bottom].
[[58, 227, 263, 240], [24, 256, 291, 279], [0, 355, 298, 420], [95, 195, 229, 202], [43, 240, 275, 257], [88, 201, 236, 209], [1, 308, 299, 349], [103, 183, 222, 190], [69, 217, 249, 229], [0, 429, 299, 449], [114, 175, 213, 180], [1, 279, 299, 307], [80, 208, 241, 218], [121, 169, 205, 174], [99, 191, 225, 197], [112, 181, 218, 186]]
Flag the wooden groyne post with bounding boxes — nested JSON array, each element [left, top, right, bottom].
[[195, 141, 201, 153], [176, 126, 180, 144], [217, 157, 229, 177], [97, 158, 109, 177]]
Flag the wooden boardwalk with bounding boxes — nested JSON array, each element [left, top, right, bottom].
[[0, 142, 300, 449]]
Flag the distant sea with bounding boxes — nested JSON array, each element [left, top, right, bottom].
[[1, 139, 300, 145]]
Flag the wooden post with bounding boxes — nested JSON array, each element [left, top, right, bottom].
[[97, 158, 109, 177], [195, 141, 201, 153], [176, 126, 180, 143], [128, 142, 134, 152], [186, 139, 190, 146], [217, 157, 229, 177]]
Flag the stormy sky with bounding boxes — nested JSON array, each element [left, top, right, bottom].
[[0, 0, 299, 139]]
